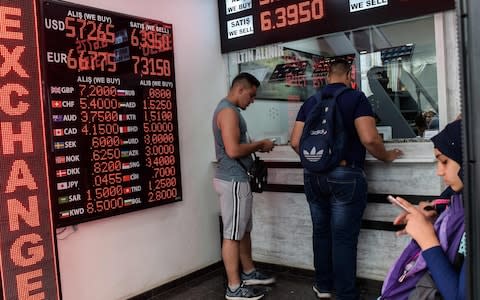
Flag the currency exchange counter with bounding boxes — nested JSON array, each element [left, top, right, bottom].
[[253, 139, 442, 281]]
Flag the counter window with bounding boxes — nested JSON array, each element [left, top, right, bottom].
[[229, 16, 439, 143]]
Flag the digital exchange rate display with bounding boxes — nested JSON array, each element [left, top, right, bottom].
[[218, 0, 456, 53], [40, 0, 182, 227]]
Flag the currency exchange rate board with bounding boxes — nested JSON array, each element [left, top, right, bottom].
[[40, 0, 182, 227]]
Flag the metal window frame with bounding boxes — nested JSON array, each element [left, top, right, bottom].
[[458, 0, 480, 299]]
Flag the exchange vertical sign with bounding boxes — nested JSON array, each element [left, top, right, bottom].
[[0, 1, 60, 299]]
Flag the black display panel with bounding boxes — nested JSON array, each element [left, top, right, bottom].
[[218, 0, 455, 53], [39, 0, 182, 227]]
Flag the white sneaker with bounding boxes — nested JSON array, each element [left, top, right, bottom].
[[313, 284, 332, 299]]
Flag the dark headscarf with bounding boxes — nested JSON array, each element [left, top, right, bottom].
[[431, 119, 463, 180]]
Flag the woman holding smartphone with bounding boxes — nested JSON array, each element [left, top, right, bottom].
[[380, 119, 465, 300]]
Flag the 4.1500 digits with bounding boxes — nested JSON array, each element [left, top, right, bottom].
[[82, 123, 120, 136]]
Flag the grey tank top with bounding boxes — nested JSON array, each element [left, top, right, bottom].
[[212, 98, 253, 181]]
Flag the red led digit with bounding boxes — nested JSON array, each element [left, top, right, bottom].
[[91, 136, 121, 148], [90, 123, 120, 136], [144, 133, 174, 145], [87, 111, 119, 122], [298, 1, 311, 22], [131, 57, 171, 76], [147, 188, 177, 202], [65, 16, 75, 37], [93, 172, 122, 186], [86, 202, 94, 213], [275, 7, 287, 28], [287, 4, 299, 25], [92, 161, 122, 173], [94, 185, 123, 199], [153, 166, 176, 178], [85, 20, 96, 40], [66, 49, 77, 69], [105, 24, 115, 43], [312, 0, 325, 20], [148, 88, 171, 99], [148, 177, 177, 190], [82, 98, 119, 110], [94, 198, 123, 212], [145, 144, 175, 156], [143, 122, 174, 133], [77, 19, 86, 39], [260, 11, 272, 31], [91, 148, 121, 161]]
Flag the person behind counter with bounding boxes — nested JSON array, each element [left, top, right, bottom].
[[212, 72, 275, 300], [290, 59, 402, 300], [380, 119, 465, 300]]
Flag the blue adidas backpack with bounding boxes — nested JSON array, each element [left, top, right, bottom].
[[299, 86, 349, 173]]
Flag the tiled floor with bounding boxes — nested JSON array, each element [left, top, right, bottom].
[[146, 264, 381, 300]]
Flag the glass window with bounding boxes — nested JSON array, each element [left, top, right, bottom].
[[229, 16, 439, 143]]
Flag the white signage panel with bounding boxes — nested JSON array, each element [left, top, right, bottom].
[[227, 15, 254, 39], [226, 0, 252, 15], [349, 0, 388, 12]]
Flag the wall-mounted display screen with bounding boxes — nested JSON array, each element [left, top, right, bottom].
[[40, 0, 182, 227], [239, 48, 355, 101], [218, 0, 455, 53]]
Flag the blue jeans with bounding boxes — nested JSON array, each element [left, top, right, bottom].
[[304, 166, 367, 300]]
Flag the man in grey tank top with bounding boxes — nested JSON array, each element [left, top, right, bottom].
[[212, 73, 275, 300]]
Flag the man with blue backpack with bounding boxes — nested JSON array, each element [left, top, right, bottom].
[[290, 59, 403, 300]]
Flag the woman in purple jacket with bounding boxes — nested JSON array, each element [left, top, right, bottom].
[[388, 119, 465, 300]]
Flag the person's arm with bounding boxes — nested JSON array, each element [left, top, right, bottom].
[[423, 247, 465, 300], [290, 121, 304, 154], [217, 108, 274, 159], [393, 197, 465, 300], [354, 116, 402, 162]]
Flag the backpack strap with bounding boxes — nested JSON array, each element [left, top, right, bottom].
[[312, 85, 350, 105], [332, 86, 350, 100], [307, 86, 350, 124]]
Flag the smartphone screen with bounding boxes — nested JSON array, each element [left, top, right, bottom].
[[387, 195, 409, 212]]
